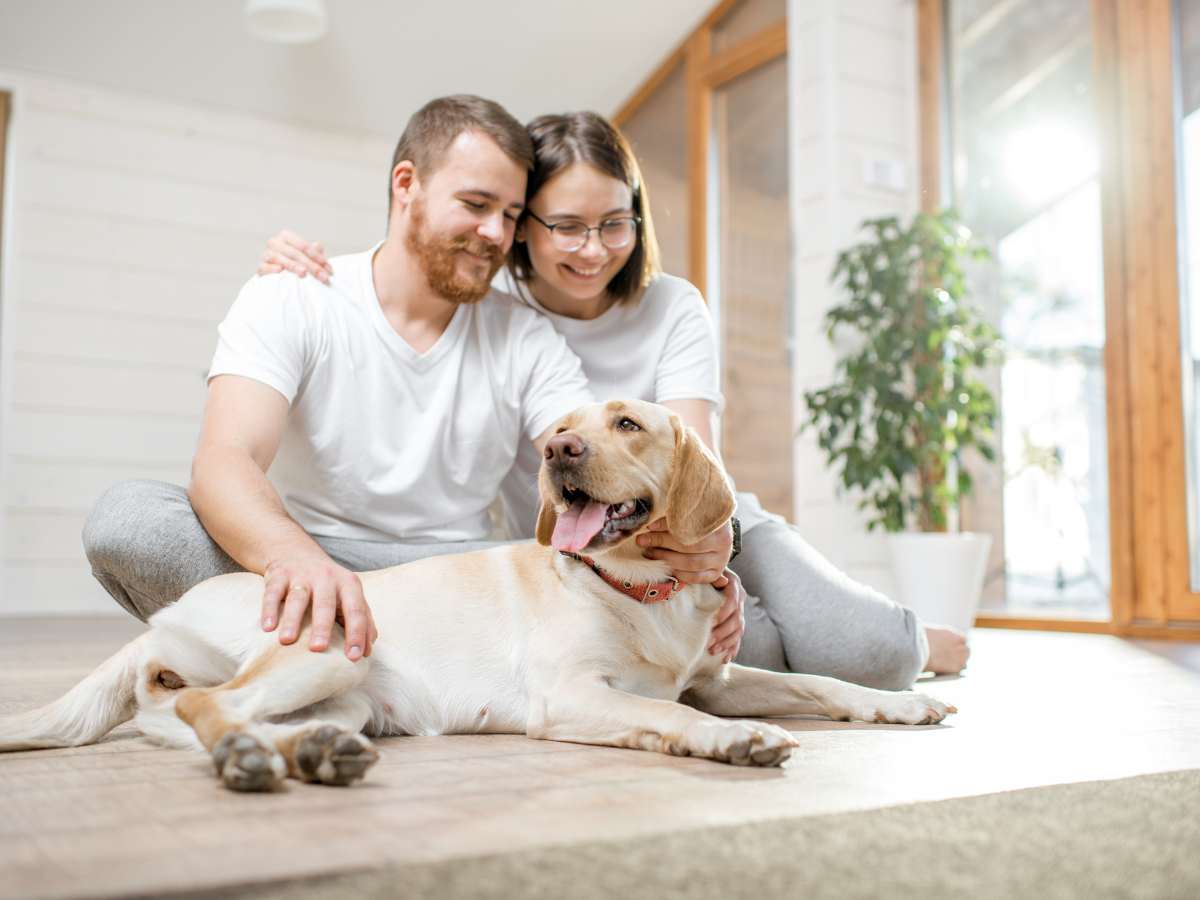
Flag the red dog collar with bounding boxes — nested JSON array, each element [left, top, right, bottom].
[[560, 552, 681, 604]]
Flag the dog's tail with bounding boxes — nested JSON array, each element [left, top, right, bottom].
[[0, 633, 147, 751]]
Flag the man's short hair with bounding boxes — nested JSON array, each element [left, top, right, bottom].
[[387, 95, 534, 211]]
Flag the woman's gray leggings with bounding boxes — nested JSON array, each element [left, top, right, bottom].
[[82, 480, 928, 692]]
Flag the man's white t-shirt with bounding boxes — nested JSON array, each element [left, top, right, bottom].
[[208, 247, 592, 543], [494, 271, 777, 539]]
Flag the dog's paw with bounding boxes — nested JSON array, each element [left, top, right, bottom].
[[294, 724, 379, 786], [868, 692, 957, 726], [689, 720, 799, 767], [212, 731, 287, 792]]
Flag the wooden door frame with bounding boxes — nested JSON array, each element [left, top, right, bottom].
[[919, 0, 1200, 638], [613, 1, 787, 300]]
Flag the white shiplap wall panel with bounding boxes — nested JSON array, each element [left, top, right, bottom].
[[834, 16, 907, 89], [19, 259, 243, 323], [8, 409, 201, 464], [5, 510, 89, 561], [26, 80, 390, 166], [11, 358, 208, 416], [27, 110, 382, 206], [6, 460, 189, 510], [1, 71, 391, 615], [6, 564, 120, 616], [24, 158, 375, 244], [20, 208, 273, 277], [16, 306, 215, 368], [787, 0, 919, 602]]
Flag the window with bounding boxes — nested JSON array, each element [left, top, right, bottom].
[[947, 0, 1110, 618]]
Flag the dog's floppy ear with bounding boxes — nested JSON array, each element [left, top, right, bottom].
[[535, 500, 558, 547], [664, 415, 736, 546]]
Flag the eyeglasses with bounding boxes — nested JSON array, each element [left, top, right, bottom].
[[526, 211, 641, 253]]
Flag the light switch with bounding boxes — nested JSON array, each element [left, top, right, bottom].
[[863, 157, 908, 193]]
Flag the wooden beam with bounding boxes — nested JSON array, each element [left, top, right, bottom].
[[613, 46, 687, 129], [699, 0, 745, 32], [612, 0, 742, 128], [1112, 0, 1184, 624], [916, 0, 943, 213], [1092, 0, 1137, 628], [974, 616, 1113, 634], [1143, 0, 1197, 623], [976, 615, 1200, 640], [686, 28, 712, 298], [700, 21, 787, 88]]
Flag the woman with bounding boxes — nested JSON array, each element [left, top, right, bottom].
[[259, 111, 968, 688]]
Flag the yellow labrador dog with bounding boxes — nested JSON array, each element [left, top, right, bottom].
[[0, 400, 954, 790]]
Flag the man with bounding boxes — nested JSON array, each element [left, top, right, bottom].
[[84, 95, 736, 662]]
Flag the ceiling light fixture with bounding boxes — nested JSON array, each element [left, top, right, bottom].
[[245, 0, 329, 44]]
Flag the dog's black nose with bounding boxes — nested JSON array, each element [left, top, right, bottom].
[[545, 432, 587, 464]]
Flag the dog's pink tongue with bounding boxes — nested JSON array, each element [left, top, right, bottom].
[[552, 499, 609, 552]]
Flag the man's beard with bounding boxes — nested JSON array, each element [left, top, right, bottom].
[[405, 198, 504, 305]]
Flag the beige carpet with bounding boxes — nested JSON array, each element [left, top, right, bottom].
[[163, 769, 1199, 900]]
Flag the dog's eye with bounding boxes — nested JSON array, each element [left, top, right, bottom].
[[555, 426, 568, 434], [617, 417, 642, 432]]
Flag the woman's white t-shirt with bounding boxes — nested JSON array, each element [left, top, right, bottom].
[[494, 270, 775, 539], [208, 248, 592, 543]]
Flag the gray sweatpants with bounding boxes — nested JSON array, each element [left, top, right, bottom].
[[730, 520, 928, 689], [82, 481, 927, 691]]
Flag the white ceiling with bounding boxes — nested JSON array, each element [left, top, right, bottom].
[[0, 0, 713, 139]]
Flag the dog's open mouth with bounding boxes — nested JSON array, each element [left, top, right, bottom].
[[552, 486, 651, 553]]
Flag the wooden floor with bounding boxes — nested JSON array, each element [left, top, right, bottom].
[[2, 617, 1199, 900]]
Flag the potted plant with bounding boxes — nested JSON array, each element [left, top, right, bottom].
[[801, 210, 1001, 631]]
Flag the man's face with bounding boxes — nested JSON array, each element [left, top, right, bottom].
[[402, 130, 527, 304]]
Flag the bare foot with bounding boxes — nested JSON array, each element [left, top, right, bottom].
[[924, 625, 969, 675]]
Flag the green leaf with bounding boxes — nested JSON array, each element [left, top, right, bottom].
[[804, 208, 999, 532]]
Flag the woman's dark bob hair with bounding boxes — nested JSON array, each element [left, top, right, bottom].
[[508, 111, 662, 304]]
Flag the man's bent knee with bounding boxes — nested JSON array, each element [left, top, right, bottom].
[[82, 479, 210, 621], [83, 480, 176, 572]]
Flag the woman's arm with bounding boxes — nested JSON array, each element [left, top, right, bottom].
[[652, 398, 744, 662], [662, 398, 721, 459], [258, 230, 333, 283]]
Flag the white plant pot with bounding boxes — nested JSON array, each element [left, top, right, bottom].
[[885, 532, 992, 632]]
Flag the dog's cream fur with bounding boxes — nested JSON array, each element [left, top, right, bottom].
[[0, 400, 954, 790]]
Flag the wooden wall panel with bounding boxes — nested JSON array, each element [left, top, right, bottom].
[[686, 28, 713, 298], [0, 73, 389, 615]]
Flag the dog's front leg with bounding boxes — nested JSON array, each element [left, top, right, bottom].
[[683, 664, 956, 725], [527, 676, 799, 767]]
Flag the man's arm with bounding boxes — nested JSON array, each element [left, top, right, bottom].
[[189, 375, 376, 659]]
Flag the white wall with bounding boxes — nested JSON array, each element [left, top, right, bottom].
[[0, 72, 390, 615], [788, 0, 920, 599], [0, 2, 924, 616]]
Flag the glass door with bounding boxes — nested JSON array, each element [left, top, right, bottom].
[[947, 0, 1111, 619], [1176, 0, 1200, 593]]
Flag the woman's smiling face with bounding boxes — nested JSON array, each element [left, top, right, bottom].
[[519, 162, 636, 308]]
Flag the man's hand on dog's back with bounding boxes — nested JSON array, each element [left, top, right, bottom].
[[261, 554, 376, 661], [189, 375, 376, 662]]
